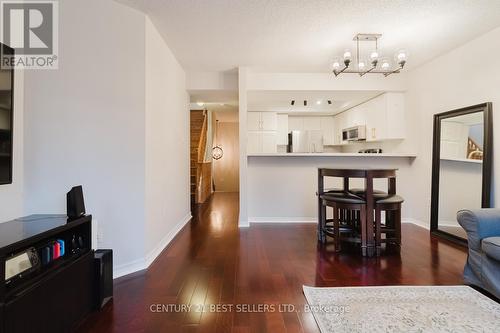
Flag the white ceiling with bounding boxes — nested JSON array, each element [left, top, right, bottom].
[[118, 0, 500, 72], [248, 90, 381, 114]]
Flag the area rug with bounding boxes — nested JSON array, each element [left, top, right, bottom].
[[303, 285, 500, 333]]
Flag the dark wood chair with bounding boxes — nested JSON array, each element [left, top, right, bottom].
[[374, 195, 404, 255], [320, 192, 367, 253]]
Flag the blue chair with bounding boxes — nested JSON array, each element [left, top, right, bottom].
[[457, 209, 500, 299]]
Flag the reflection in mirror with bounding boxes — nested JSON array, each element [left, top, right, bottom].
[[0, 45, 13, 184], [438, 111, 484, 239]]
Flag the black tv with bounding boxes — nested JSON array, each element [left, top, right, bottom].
[[0, 43, 14, 185]]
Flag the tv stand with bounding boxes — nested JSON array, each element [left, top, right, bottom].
[[0, 215, 93, 333]]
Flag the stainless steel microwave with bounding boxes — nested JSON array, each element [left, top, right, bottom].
[[342, 125, 367, 141]]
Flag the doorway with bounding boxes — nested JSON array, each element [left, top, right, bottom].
[[212, 111, 239, 193]]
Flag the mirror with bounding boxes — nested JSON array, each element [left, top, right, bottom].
[[0, 43, 14, 185], [431, 103, 493, 244]]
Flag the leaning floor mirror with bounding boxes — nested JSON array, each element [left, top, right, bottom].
[[430, 103, 493, 244]]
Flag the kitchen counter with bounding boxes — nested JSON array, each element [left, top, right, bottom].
[[247, 152, 417, 158]]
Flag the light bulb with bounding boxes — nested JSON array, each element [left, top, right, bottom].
[[370, 51, 379, 61], [197, 102, 204, 106], [396, 49, 407, 62], [358, 61, 366, 71], [380, 58, 390, 71], [331, 59, 341, 70], [316, 100, 322, 105], [343, 50, 352, 60]]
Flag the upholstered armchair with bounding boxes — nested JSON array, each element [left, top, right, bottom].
[[457, 209, 500, 299]]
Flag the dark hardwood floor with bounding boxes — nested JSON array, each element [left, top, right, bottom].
[[77, 192, 468, 333]]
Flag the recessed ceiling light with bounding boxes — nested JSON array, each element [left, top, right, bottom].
[[197, 102, 204, 106], [316, 100, 322, 105]]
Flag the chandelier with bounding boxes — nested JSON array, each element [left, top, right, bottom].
[[332, 33, 407, 77]]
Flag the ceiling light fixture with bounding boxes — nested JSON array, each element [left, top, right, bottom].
[[212, 120, 223, 160], [331, 33, 407, 77], [196, 102, 204, 106], [316, 100, 322, 105]]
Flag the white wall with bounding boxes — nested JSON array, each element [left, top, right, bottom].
[[0, 71, 23, 222], [23, 0, 147, 269], [22, 0, 190, 277], [144, 17, 190, 262], [406, 26, 500, 226]]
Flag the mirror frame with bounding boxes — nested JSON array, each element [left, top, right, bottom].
[[430, 102, 493, 245]]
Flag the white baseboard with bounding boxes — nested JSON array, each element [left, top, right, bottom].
[[113, 212, 192, 279], [247, 217, 430, 229], [249, 217, 316, 223], [402, 218, 430, 230]]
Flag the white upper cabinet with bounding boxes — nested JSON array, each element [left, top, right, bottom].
[[334, 92, 406, 143], [320, 116, 335, 145], [247, 112, 278, 154], [303, 117, 321, 130], [247, 112, 277, 131], [365, 92, 406, 141], [288, 116, 304, 131], [277, 114, 289, 145], [261, 112, 277, 131]]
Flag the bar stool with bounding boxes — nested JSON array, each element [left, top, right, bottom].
[[316, 188, 344, 242], [349, 188, 389, 199], [347, 188, 388, 226], [320, 192, 367, 253], [374, 195, 404, 255]]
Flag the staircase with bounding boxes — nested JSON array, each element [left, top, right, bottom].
[[190, 110, 205, 204], [190, 110, 213, 206], [467, 137, 483, 160]]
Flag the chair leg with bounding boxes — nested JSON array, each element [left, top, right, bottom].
[[375, 206, 381, 256], [318, 199, 326, 243], [395, 205, 402, 250], [333, 205, 341, 252], [360, 205, 367, 257]]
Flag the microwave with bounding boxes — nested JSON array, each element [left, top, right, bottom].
[[342, 125, 366, 141]]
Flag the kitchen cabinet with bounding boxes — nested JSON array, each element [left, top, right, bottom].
[[333, 92, 406, 143], [303, 117, 321, 130], [334, 112, 347, 144], [247, 131, 277, 154], [288, 116, 303, 131], [247, 112, 278, 154], [247, 112, 277, 131], [320, 116, 335, 145], [277, 114, 289, 145]]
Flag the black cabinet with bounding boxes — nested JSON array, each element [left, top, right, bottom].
[[0, 215, 94, 333]]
